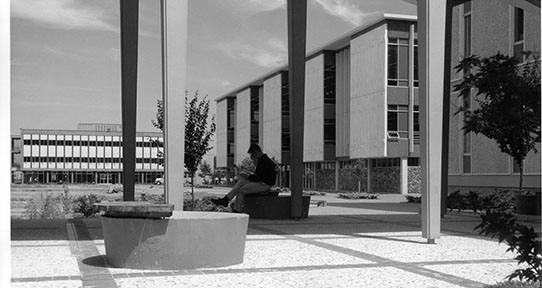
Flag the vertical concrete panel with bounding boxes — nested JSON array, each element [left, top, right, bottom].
[[216, 100, 228, 168], [401, 157, 408, 195], [471, 134, 510, 173], [258, 86, 264, 146], [524, 143, 541, 174], [472, 0, 510, 56], [525, 6, 541, 52], [336, 48, 351, 158], [350, 25, 387, 158], [235, 89, 251, 165], [447, 91, 460, 174], [162, 0, 187, 209], [263, 74, 283, 162], [304, 55, 324, 162], [418, 0, 446, 241]]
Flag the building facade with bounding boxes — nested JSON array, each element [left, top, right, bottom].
[[216, 14, 422, 194], [215, 5, 540, 194], [12, 123, 164, 184], [447, 0, 541, 193]]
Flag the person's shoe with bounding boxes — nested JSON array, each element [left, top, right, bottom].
[[211, 197, 229, 207]]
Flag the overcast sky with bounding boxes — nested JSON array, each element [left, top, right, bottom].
[[9, 0, 416, 135]]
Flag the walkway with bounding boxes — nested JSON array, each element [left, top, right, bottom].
[[10, 193, 541, 288]]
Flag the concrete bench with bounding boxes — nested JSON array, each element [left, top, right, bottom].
[[243, 193, 310, 219], [93, 202, 249, 269]]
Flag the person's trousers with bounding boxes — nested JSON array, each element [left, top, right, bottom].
[[226, 178, 271, 211]]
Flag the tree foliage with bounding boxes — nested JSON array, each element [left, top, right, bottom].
[[198, 160, 212, 178], [454, 52, 541, 192], [152, 90, 216, 209]]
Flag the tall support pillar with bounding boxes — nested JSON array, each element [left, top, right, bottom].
[[401, 157, 408, 195], [120, 0, 138, 201], [418, 0, 452, 243], [161, 0, 187, 210], [287, 0, 307, 218]]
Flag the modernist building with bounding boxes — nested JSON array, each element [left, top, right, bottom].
[[217, 14, 422, 194], [447, 0, 541, 193], [12, 123, 164, 184], [216, 2, 541, 194]]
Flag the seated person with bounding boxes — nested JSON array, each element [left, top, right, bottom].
[[212, 144, 276, 212]]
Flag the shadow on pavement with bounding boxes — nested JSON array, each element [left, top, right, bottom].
[[82, 255, 109, 268], [326, 202, 420, 213]]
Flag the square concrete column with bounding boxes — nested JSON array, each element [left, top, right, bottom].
[[287, 0, 307, 218], [401, 157, 408, 195], [418, 0, 452, 243], [161, 0, 187, 210], [119, 0, 138, 201]]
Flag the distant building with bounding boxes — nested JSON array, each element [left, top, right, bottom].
[[13, 123, 164, 184], [215, 3, 541, 194]]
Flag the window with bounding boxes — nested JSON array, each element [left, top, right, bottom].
[[324, 119, 336, 145], [387, 105, 409, 138], [371, 158, 400, 168], [462, 91, 472, 174], [408, 157, 420, 166], [464, 1, 472, 57], [413, 106, 420, 142], [388, 38, 409, 86], [513, 7, 525, 62], [413, 40, 419, 87]]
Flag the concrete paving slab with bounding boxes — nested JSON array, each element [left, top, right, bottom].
[[10, 194, 541, 288]]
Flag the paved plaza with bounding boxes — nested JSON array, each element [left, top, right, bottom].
[[10, 192, 541, 288]]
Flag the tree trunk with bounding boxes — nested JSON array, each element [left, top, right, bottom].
[[518, 160, 524, 194], [191, 172, 195, 211]]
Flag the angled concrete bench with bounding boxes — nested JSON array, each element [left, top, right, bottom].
[[243, 192, 310, 219]]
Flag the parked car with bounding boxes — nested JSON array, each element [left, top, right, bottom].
[[154, 177, 164, 185]]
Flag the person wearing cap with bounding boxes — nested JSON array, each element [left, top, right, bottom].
[[212, 144, 277, 212]]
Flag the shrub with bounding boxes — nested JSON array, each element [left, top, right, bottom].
[[338, 192, 379, 199], [303, 191, 326, 196], [485, 281, 541, 288], [139, 193, 165, 204], [24, 192, 63, 219], [186, 196, 231, 212], [405, 193, 422, 203], [74, 194, 102, 217], [58, 185, 74, 214], [470, 191, 541, 284]]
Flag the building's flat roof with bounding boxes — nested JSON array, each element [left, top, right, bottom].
[[20, 128, 163, 137], [215, 13, 416, 102]]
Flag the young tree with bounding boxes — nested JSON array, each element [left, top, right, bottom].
[[198, 160, 212, 182], [454, 52, 540, 192], [152, 90, 216, 209]]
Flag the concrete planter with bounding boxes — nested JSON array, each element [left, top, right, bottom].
[[100, 211, 249, 269], [514, 193, 541, 215], [243, 195, 311, 219]]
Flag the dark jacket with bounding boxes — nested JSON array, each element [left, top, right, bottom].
[[247, 154, 277, 186]]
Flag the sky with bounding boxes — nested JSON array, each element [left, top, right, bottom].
[[9, 0, 417, 135]]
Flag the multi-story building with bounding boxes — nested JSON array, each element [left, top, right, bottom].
[[447, 0, 541, 193], [216, 3, 541, 194], [216, 14, 422, 194], [12, 123, 164, 184]]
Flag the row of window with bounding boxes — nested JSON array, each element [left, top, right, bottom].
[[388, 36, 419, 87], [23, 139, 162, 148], [371, 157, 420, 168], [24, 156, 162, 164], [387, 105, 420, 139]]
